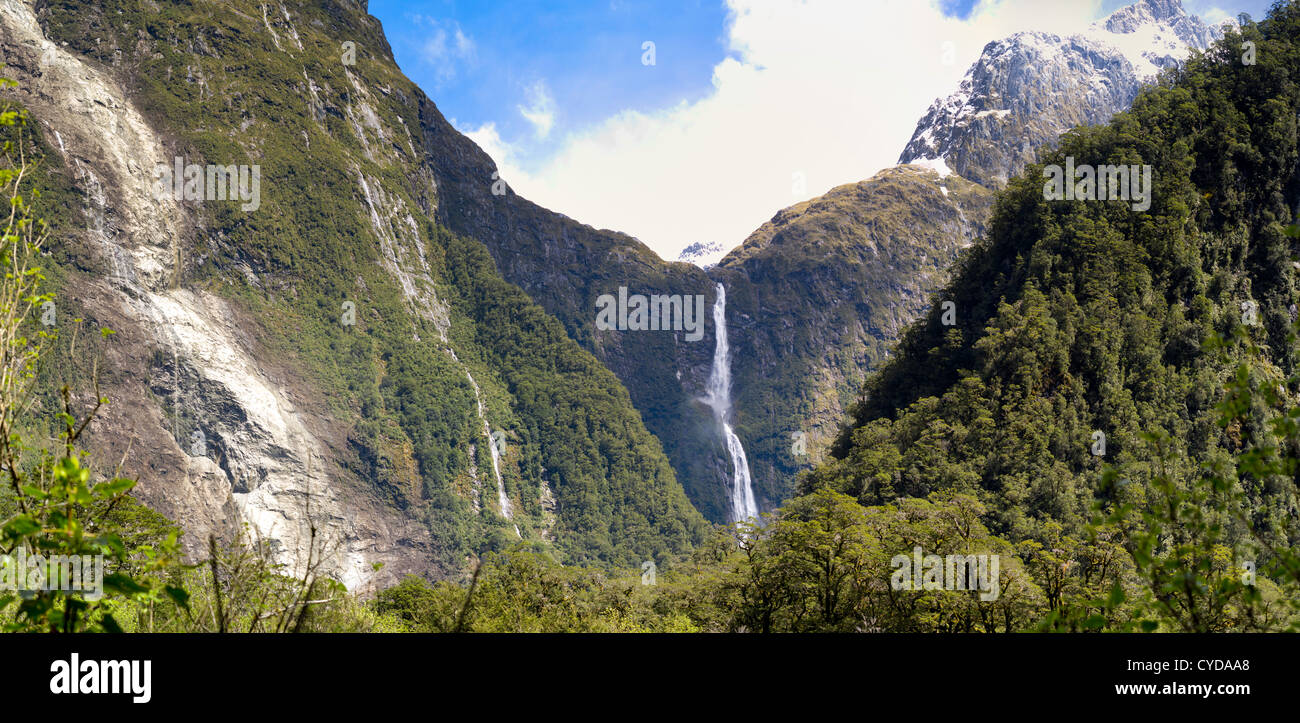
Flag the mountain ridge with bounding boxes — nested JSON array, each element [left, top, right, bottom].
[[898, 0, 1230, 189]]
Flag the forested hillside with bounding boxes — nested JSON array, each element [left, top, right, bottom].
[[366, 3, 1300, 634], [815, 3, 1298, 530], [793, 2, 1300, 626], [2, 0, 706, 584]]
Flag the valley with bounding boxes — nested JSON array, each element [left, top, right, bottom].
[[0, 0, 1296, 639]]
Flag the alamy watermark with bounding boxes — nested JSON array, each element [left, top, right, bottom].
[[153, 157, 261, 212], [50, 653, 151, 703], [890, 547, 1000, 602], [1043, 157, 1151, 212], [1, 549, 104, 600], [940, 300, 956, 326], [595, 287, 706, 341], [790, 431, 808, 458]]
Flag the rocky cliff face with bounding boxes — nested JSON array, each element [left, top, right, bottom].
[[898, 0, 1229, 189], [0, 0, 410, 590], [1, 0, 705, 586]]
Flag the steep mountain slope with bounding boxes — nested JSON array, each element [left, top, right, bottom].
[[704, 1, 1227, 509], [425, 93, 996, 516], [676, 0, 1231, 510], [899, 0, 1229, 189], [2, 0, 706, 585], [410, 96, 734, 519], [810, 7, 1300, 553], [5, 0, 1234, 553], [404, 0, 1233, 518], [712, 167, 993, 507]]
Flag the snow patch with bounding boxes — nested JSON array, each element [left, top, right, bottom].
[[676, 240, 729, 268], [910, 156, 952, 179]]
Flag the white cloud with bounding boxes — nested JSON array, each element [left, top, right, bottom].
[[462, 122, 512, 172], [1196, 6, 1233, 24], [418, 19, 476, 86], [518, 81, 557, 139], [462, 0, 1106, 260]]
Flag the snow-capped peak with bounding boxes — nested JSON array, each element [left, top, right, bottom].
[[897, 0, 1228, 189], [676, 241, 729, 268], [1084, 0, 1232, 79]]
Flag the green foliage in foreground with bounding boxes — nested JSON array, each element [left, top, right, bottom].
[[371, 483, 1296, 633]]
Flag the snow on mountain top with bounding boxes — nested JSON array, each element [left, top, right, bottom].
[[1083, 0, 1229, 79], [676, 240, 728, 268], [896, 0, 1229, 187]]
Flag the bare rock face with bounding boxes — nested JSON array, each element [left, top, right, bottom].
[[899, 0, 1230, 189], [0, 0, 430, 591], [1102, 0, 1221, 44]]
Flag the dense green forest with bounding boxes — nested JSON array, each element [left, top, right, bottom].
[[797, 3, 1300, 628]]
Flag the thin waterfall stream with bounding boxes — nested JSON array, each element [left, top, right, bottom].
[[702, 283, 758, 523]]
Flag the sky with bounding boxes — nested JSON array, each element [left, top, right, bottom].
[[369, 0, 1275, 261]]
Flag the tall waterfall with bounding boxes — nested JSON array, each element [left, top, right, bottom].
[[702, 283, 758, 523]]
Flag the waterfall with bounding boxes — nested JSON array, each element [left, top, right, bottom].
[[464, 367, 521, 538], [702, 283, 758, 523], [444, 342, 520, 538]]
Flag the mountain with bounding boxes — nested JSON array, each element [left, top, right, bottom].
[[811, 5, 1300, 552], [0, 0, 706, 587], [676, 241, 727, 268], [412, 96, 744, 519], [0, 0, 1244, 590], [705, 0, 1230, 507], [415, 0, 1239, 518], [899, 0, 1231, 189], [711, 167, 993, 506]]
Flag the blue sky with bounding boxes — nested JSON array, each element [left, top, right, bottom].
[[369, 0, 734, 166], [369, 0, 1277, 260]]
